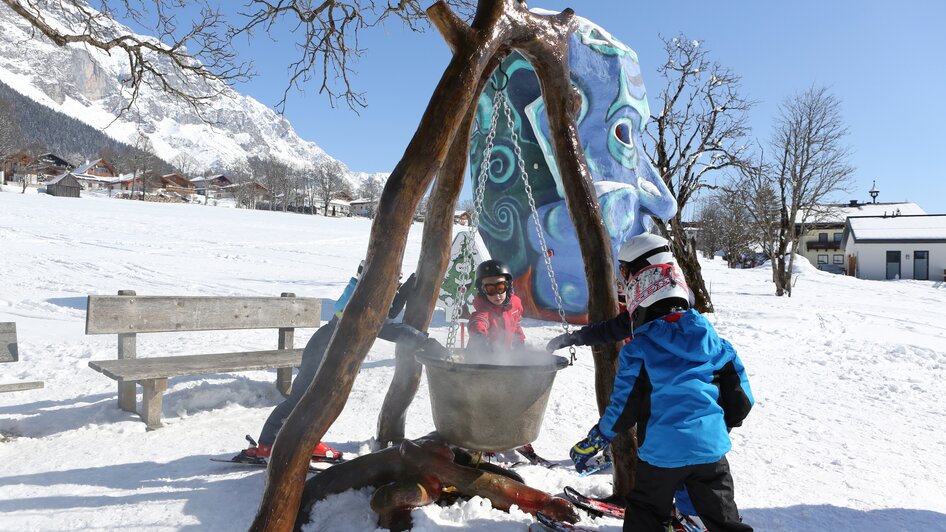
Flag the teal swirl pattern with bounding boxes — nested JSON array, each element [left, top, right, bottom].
[[469, 15, 677, 320]]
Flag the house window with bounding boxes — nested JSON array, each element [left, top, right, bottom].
[[833, 255, 843, 264], [817, 254, 828, 264], [818, 233, 828, 242], [833, 232, 843, 242]]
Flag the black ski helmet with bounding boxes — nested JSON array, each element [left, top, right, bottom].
[[475, 259, 513, 296]]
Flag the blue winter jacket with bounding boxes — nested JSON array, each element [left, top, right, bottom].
[[598, 310, 754, 468], [333, 277, 358, 317]]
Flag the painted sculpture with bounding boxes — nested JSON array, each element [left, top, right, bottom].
[[469, 15, 677, 321]]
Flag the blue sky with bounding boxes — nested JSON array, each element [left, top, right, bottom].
[[185, 1, 946, 211]]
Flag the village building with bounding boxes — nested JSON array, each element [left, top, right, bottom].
[[35, 153, 74, 180], [159, 173, 196, 198], [220, 181, 268, 209], [44, 173, 82, 198], [454, 211, 471, 226], [797, 190, 925, 274], [72, 159, 120, 189], [349, 198, 378, 217], [2, 153, 38, 185], [843, 214, 946, 281], [317, 198, 351, 217], [190, 174, 233, 195]]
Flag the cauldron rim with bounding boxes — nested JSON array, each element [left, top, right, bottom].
[[415, 349, 569, 373]]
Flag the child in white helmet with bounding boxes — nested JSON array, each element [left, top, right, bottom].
[[564, 233, 754, 531]]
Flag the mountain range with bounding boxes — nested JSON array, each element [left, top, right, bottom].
[[0, 1, 374, 189]]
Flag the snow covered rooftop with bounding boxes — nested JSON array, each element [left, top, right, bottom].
[[800, 202, 925, 224], [846, 214, 946, 242]]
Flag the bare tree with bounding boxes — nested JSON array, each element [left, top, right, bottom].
[[356, 173, 384, 217], [762, 86, 855, 296], [643, 34, 754, 312], [250, 156, 292, 211], [3, 0, 476, 114], [312, 159, 348, 215], [696, 189, 756, 268], [735, 149, 780, 271], [170, 153, 199, 178]]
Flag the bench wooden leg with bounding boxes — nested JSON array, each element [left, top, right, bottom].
[[118, 380, 137, 412], [276, 367, 293, 397], [140, 378, 167, 430]]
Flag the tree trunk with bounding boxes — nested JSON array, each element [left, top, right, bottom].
[[517, 34, 632, 496], [659, 218, 714, 313], [251, 2, 530, 530]]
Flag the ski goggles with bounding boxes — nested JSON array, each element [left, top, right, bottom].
[[480, 280, 509, 296], [625, 263, 688, 309]]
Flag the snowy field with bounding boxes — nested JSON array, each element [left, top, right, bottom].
[[1, 190, 945, 531]]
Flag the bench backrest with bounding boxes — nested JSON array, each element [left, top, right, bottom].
[[1, 322, 17, 362], [85, 294, 322, 334]]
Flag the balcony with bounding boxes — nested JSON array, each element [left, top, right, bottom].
[[806, 240, 842, 251]]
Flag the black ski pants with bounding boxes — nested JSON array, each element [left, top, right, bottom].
[[624, 456, 752, 532]]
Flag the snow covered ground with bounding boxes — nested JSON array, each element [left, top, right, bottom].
[[1, 190, 945, 531]]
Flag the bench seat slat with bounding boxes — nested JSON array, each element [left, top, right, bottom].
[[88, 349, 303, 381], [86, 296, 322, 334], [0, 381, 44, 393]]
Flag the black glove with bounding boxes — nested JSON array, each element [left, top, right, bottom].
[[546, 332, 579, 352], [418, 337, 450, 359], [379, 321, 428, 350], [388, 272, 416, 318]]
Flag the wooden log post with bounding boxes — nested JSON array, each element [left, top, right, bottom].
[[116, 289, 137, 413], [252, 3, 537, 530], [514, 13, 633, 496], [276, 293, 296, 396]]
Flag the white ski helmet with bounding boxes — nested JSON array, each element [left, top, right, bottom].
[[617, 233, 692, 328]]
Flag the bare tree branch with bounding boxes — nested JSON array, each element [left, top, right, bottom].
[[2, 0, 477, 117], [642, 34, 755, 312]]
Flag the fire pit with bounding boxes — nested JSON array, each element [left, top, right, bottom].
[[415, 348, 569, 451]]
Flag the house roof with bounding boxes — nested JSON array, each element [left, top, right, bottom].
[[46, 173, 80, 186], [845, 214, 946, 243], [801, 202, 925, 225]]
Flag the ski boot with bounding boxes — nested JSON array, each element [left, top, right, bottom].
[[232, 435, 270, 465], [311, 441, 344, 463]]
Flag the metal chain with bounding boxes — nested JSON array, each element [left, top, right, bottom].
[[445, 87, 504, 350], [497, 89, 576, 363]]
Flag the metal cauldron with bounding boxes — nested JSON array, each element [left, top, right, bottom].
[[416, 347, 569, 452]]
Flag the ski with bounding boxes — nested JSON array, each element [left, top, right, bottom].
[[562, 485, 624, 519], [515, 445, 557, 468], [530, 511, 595, 532], [673, 508, 708, 532], [210, 457, 329, 474], [563, 486, 707, 531], [578, 455, 612, 477]]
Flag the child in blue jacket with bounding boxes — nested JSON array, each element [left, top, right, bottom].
[[569, 234, 754, 532]]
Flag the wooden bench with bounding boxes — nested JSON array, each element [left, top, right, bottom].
[[0, 322, 45, 393], [86, 290, 321, 429]]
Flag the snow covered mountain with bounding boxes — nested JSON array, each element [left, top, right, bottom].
[[0, 2, 365, 185]]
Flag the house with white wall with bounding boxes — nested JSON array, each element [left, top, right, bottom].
[[842, 214, 946, 281], [798, 200, 925, 274]]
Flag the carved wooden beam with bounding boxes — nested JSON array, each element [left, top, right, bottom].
[[251, 2, 541, 530], [513, 8, 632, 496]]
